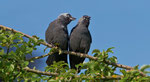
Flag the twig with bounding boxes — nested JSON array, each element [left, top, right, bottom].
[[24, 67, 59, 76], [98, 76, 122, 80], [75, 75, 122, 80], [24, 67, 122, 80], [59, 51, 135, 70], [26, 52, 54, 61], [0, 25, 54, 48], [0, 25, 147, 77], [6, 46, 10, 55]]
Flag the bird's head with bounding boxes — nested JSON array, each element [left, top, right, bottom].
[[78, 15, 91, 27], [58, 13, 76, 25]]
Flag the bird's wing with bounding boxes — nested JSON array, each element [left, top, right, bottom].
[[69, 27, 82, 52], [79, 29, 92, 53], [88, 30, 92, 43], [45, 21, 56, 44]]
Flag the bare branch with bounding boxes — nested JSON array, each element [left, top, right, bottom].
[[24, 67, 59, 76], [26, 52, 54, 61]]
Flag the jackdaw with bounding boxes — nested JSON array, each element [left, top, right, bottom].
[[45, 13, 76, 66], [69, 15, 92, 72]]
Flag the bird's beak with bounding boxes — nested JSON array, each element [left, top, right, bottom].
[[69, 16, 76, 21]]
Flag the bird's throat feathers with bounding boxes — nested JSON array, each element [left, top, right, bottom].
[[77, 22, 89, 28]]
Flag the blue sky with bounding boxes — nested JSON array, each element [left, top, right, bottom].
[[1, 0, 150, 72]]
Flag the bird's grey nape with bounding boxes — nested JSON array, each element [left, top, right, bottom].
[[58, 13, 69, 18], [57, 13, 76, 25]]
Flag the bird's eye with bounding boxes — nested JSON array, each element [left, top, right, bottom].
[[83, 17, 86, 20], [66, 14, 70, 17]]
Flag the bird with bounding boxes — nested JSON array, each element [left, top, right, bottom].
[[45, 13, 76, 66], [69, 15, 92, 72]]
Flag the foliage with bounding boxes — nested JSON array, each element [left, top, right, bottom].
[[0, 29, 150, 82]]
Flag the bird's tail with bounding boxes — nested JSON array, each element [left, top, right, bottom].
[[46, 53, 68, 66]]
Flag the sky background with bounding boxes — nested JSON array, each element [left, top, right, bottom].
[[0, 0, 150, 73]]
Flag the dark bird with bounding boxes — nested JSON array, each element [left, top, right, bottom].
[[69, 15, 92, 72], [45, 13, 76, 66]]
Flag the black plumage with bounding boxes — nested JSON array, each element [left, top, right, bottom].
[[69, 15, 92, 72], [45, 13, 76, 66]]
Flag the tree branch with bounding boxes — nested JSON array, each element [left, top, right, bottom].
[[0, 25, 146, 77], [24, 67, 122, 80], [77, 75, 122, 80], [26, 52, 54, 61], [0, 25, 54, 48], [24, 67, 59, 76]]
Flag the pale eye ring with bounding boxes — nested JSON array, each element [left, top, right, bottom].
[[83, 17, 86, 20], [67, 14, 71, 18]]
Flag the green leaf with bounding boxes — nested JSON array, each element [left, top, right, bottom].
[[75, 63, 83, 70], [6, 64, 15, 72], [58, 49, 62, 55], [92, 49, 100, 54], [143, 71, 150, 74], [10, 64, 15, 71], [102, 50, 105, 56], [38, 39, 44, 43], [32, 35, 39, 39], [2, 39, 7, 43], [0, 49, 4, 55], [44, 47, 48, 52], [140, 65, 150, 72], [50, 48, 58, 53], [106, 47, 115, 53], [120, 70, 126, 76], [24, 61, 29, 66], [108, 56, 118, 63], [133, 65, 139, 70]]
